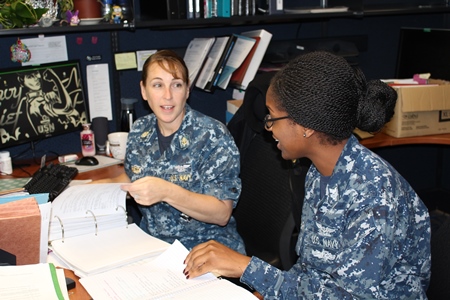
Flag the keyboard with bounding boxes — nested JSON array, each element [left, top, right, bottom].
[[23, 163, 78, 201]]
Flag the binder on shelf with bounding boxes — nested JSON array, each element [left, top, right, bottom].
[[194, 0, 203, 18], [184, 37, 216, 87], [242, 0, 256, 16], [231, 0, 240, 16], [215, 34, 257, 90], [229, 29, 273, 91], [204, 0, 218, 18], [206, 35, 238, 91], [188, 0, 205, 18], [195, 35, 232, 92], [187, 0, 195, 18], [217, 0, 231, 17]]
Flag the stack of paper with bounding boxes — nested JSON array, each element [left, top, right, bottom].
[[0, 263, 69, 300], [51, 223, 170, 278], [48, 183, 129, 241], [47, 183, 170, 278], [80, 240, 257, 299]]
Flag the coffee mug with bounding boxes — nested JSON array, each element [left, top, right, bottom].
[[106, 132, 128, 160]]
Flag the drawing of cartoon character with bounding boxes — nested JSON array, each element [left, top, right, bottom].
[[16, 68, 85, 136]]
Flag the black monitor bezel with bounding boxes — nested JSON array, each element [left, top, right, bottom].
[[0, 60, 89, 150], [396, 27, 450, 81]]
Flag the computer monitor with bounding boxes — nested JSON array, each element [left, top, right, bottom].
[[0, 60, 89, 149], [396, 27, 450, 81]]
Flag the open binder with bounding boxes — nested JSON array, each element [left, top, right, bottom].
[[80, 240, 258, 299], [51, 223, 169, 278], [48, 184, 170, 278], [48, 183, 129, 241]]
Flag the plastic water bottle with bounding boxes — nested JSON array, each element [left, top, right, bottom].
[[120, 98, 137, 132]]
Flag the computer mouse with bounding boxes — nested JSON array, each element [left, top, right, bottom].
[[75, 156, 99, 166]]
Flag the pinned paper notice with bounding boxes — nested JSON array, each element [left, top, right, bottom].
[[114, 52, 137, 70], [136, 50, 157, 71], [21, 36, 68, 66], [86, 64, 113, 120]]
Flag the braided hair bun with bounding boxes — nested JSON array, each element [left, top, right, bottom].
[[270, 51, 397, 141]]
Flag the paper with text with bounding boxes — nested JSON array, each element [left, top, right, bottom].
[[0, 263, 69, 300], [48, 183, 127, 241], [86, 64, 113, 120], [21, 36, 68, 66], [51, 224, 169, 278], [216, 35, 256, 89], [184, 37, 215, 84], [80, 240, 257, 299], [195, 36, 230, 89]]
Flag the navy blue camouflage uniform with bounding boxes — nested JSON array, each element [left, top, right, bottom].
[[124, 104, 245, 253], [241, 135, 431, 299]]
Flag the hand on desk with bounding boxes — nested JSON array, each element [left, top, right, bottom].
[[184, 240, 251, 279]]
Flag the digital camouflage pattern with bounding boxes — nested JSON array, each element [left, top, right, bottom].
[[241, 135, 431, 299], [125, 104, 245, 253]]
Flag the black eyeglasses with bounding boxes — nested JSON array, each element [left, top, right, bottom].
[[264, 114, 290, 130]]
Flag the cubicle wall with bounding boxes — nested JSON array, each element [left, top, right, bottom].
[[0, 9, 449, 199]]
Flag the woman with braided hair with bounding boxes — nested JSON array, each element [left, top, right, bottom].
[[184, 51, 431, 299]]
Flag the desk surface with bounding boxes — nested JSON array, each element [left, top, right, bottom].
[[8, 133, 450, 179], [7, 132, 450, 300], [64, 269, 91, 300], [6, 160, 124, 300], [360, 132, 450, 148], [10, 160, 124, 181]]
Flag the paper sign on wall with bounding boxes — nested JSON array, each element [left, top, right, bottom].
[[86, 64, 113, 120], [21, 36, 68, 66]]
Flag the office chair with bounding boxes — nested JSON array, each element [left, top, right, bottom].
[[427, 209, 450, 300], [228, 72, 311, 270]]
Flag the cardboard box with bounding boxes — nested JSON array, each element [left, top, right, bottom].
[[383, 83, 450, 138], [226, 99, 243, 124]]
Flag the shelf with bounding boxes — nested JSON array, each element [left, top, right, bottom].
[[134, 11, 355, 30], [0, 11, 354, 37], [134, 4, 450, 31], [363, 4, 450, 16], [0, 21, 133, 37], [0, 5, 449, 37]]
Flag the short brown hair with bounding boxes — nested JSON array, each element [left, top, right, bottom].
[[141, 50, 189, 86]]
